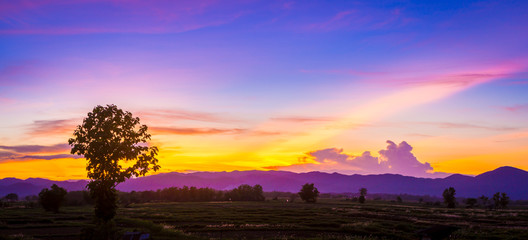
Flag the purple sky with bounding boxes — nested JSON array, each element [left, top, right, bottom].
[[1, 0, 527, 180]]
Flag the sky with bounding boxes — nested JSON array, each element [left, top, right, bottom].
[[1, 0, 527, 180]]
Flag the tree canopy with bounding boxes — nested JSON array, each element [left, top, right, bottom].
[[3, 193, 18, 202], [359, 187, 367, 204], [225, 184, 265, 201], [39, 184, 67, 213], [69, 104, 160, 222], [442, 187, 456, 208], [298, 183, 319, 203], [493, 192, 510, 209]]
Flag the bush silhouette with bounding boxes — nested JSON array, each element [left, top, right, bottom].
[[298, 183, 319, 203], [39, 184, 67, 213]]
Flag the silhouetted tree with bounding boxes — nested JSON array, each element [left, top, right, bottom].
[[397, 196, 403, 203], [493, 192, 510, 209], [4, 193, 18, 202], [39, 184, 67, 213], [69, 104, 160, 223], [298, 183, 319, 203], [464, 198, 477, 208], [225, 184, 265, 201], [442, 187, 456, 208], [500, 193, 510, 208], [479, 195, 489, 206], [359, 187, 367, 204]]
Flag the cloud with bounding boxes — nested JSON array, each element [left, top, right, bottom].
[[150, 126, 246, 135], [299, 68, 387, 77], [250, 131, 282, 136], [0, 144, 81, 163], [271, 140, 449, 178], [302, 6, 409, 32], [0, 143, 70, 154], [378, 140, 433, 175], [0, 0, 248, 35], [19, 154, 83, 160], [270, 116, 334, 123], [503, 104, 528, 112], [304, 10, 356, 32], [415, 122, 519, 131], [138, 109, 241, 124], [0, 151, 18, 158], [506, 80, 528, 85], [27, 119, 77, 137], [406, 73, 509, 88]]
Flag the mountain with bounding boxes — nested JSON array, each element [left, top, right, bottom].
[[1, 166, 527, 199]]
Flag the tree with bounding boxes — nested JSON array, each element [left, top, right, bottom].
[[69, 104, 160, 222], [359, 187, 367, 204], [442, 187, 456, 208], [500, 193, 510, 208], [298, 183, 319, 203], [39, 184, 67, 213], [4, 193, 18, 202], [225, 184, 265, 201], [479, 195, 489, 206], [493, 192, 510, 209], [493, 192, 501, 208]]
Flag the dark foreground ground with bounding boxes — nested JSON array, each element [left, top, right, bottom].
[[1, 199, 528, 239]]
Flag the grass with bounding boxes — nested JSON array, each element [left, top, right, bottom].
[[1, 199, 528, 239]]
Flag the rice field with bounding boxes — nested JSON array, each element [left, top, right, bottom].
[[1, 199, 528, 239]]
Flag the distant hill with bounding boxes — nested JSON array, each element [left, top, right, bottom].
[[1, 166, 527, 199]]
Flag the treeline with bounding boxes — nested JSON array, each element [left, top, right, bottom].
[[0, 184, 266, 211], [119, 184, 265, 205]]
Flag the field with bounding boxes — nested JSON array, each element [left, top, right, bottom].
[[1, 199, 528, 240]]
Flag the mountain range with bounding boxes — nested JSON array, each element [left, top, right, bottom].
[[1, 166, 527, 199]]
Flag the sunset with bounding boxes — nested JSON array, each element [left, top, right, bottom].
[[1, 1, 528, 239]]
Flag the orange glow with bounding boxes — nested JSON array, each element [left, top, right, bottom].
[[0, 158, 87, 180]]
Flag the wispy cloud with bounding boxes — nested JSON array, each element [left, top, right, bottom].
[[302, 7, 409, 32], [250, 131, 282, 136], [0, 143, 81, 163], [138, 109, 241, 124], [503, 104, 528, 112], [0, 151, 18, 158], [403, 73, 510, 88], [304, 10, 356, 32], [299, 69, 387, 77], [150, 126, 246, 135], [27, 119, 77, 137], [0, 0, 248, 35], [415, 122, 519, 131], [0, 143, 70, 154], [19, 154, 82, 160], [505, 80, 528, 85], [270, 116, 334, 123]]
